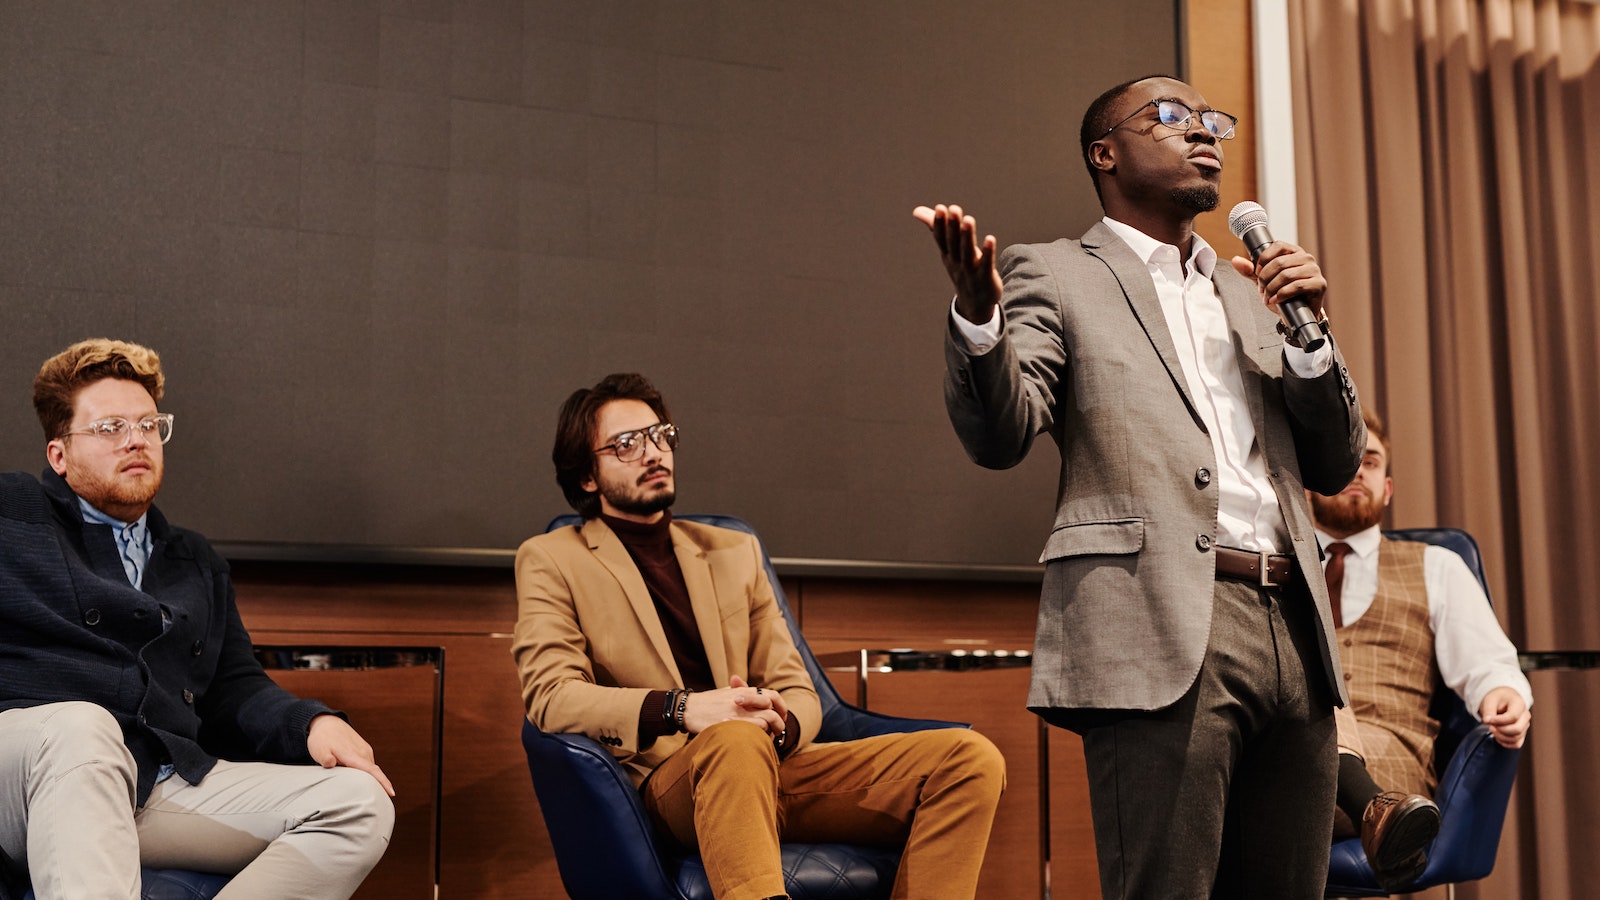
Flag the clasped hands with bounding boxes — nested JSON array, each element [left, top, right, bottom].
[[681, 675, 789, 737]]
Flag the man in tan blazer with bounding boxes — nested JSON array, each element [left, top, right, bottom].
[[916, 75, 1365, 897], [1314, 409, 1532, 890], [512, 373, 1005, 900]]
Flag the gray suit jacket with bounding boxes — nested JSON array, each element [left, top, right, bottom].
[[944, 221, 1364, 717]]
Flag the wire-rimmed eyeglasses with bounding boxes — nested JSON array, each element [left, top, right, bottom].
[[1102, 99, 1238, 141], [594, 422, 679, 463], [60, 414, 176, 448]]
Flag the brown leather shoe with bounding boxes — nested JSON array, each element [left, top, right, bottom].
[[1361, 791, 1442, 891]]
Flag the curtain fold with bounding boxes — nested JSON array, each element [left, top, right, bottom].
[[1288, 1, 1600, 897]]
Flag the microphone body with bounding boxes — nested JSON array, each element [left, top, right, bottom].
[[1227, 202, 1325, 351]]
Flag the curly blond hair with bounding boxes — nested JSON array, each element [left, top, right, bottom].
[[33, 338, 165, 440]]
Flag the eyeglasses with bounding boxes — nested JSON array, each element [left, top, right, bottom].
[[594, 422, 679, 463], [61, 413, 176, 448], [1102, 99, 1238, 141]]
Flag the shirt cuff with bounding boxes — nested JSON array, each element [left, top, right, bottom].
[[1283, 339, 1333, 378], [637, 689, 674, 741], [950, 297, 1002, 355]]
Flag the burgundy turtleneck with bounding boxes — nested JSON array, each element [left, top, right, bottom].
[[603, 511, 716, 691]]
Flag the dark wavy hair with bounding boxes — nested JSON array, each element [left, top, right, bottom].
[[552, 373, 672, 518]]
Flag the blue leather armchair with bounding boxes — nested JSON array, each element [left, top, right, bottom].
[[1325, 528, 1523, 897], [521, 513, 969, 900]]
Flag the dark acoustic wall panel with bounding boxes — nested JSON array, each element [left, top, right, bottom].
[[0, 1, 1181, 568]]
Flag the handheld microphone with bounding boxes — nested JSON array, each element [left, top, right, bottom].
[[1227, 201, 1325, 351]]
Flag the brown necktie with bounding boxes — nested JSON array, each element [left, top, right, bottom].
[[1324, 542, 1352, 628]]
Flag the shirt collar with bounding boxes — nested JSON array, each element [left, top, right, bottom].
[[1315, 523, 1382, 558], [77, 495, 147, 533], [1101, 216, 1217, 278]]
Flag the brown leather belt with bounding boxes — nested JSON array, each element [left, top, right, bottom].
[[1214, 546, 1295, 587]]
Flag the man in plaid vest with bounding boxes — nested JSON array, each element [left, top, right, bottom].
[[1311, 409, 1532, 891]]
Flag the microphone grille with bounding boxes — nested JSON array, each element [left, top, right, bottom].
[[1228, 201, 1268, 239]]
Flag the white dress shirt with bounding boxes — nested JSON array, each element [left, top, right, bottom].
[[1315, 524, 1534, 717], [952, 216, 1332, 552]]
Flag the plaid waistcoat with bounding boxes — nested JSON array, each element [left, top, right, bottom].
[[1337, 537, 1440, 789]]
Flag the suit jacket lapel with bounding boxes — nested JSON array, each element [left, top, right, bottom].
[[582, 518, 683, 685], [672, 524, 731, 689], [1080, 222, 1201, 422]]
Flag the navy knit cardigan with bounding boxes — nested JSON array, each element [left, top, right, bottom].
[[0, 469, 336, 806]]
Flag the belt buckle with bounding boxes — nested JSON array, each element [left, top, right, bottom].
[[1258, 550, 1272, 587]]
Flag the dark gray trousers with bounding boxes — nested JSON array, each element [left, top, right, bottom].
[[1077, 578, 1338, 899]]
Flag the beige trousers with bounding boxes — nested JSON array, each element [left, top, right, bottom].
[[0, 701, 393, 900], [640, 721, 1006, 900]]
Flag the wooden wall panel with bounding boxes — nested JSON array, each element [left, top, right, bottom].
[[235, 563, 564, 899], [862, 668, 1046, 899], [800, 576, 1101, 900], [232, 562, 1079, 899], [260, 659, 441, 899], [1047, 727, 1103, 900]]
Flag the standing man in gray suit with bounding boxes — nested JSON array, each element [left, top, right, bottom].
[[914, 75, 1365, 897]]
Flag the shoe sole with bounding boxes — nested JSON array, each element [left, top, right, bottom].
[[1371, 798, 1442, 890]]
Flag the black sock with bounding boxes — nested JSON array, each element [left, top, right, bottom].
[[1337, 752, 1384, 823]]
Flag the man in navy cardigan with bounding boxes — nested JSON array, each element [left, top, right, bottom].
[[0, 339, 394, 900]]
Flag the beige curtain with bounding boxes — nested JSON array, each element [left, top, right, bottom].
[[1287, 0, 1600, 897]]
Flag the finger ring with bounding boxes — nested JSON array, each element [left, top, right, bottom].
[[755, 687, 763, 694]]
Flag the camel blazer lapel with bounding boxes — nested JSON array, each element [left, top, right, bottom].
[[672, 526, 731, 689], [581, 517, 735, 689], [581, 517, 683, 685]]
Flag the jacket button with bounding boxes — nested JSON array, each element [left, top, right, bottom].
[[84, 609, 101, 625], [1195, 467, 1211, 487], [1195, 534, 1212, 551], [191, 640, 205, 656], [183, 689, 195, 705]]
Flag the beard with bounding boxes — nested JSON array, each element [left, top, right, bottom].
[[597, 464, 676, 517], [1310, 484, 1385, 536], [68, 455, 164, 519], [1170, 184, 1220, 213]]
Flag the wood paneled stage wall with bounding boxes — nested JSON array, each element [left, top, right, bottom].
[[235, 562, 1085, 899]]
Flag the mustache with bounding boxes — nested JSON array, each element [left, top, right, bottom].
[[118, 454, 156, 472], [637, 465, 671, 485]]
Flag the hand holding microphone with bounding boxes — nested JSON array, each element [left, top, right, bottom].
[[1227, 201, 1329, 351]]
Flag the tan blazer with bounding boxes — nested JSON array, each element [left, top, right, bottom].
[[944, 222, 1365, 718], [512, 517, 822, 787]]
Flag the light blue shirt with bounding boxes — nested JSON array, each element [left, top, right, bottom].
[[77, 498, 151, 589]]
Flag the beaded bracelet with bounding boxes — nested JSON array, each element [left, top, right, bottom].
[[673, 689, 692, 732]]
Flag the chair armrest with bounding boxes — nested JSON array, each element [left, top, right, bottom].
[[1417, 722, 1520, 885], [819, 702, 968, 742], [1326, 723, 1521, 896], [521, 720, 680, 900]]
